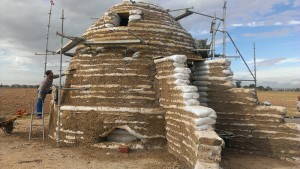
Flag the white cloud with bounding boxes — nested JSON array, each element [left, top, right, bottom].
[[273, 22, 283, 26], [278, 57, 300, 64], [242, 29, 289, 38], [234, 66, 300, 89], [247, 21, 265, 27], [246, 57, 300, 66], [288, 20, 300, 25], [231, 23, 243, 27]]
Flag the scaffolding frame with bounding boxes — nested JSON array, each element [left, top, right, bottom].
[[170, 0, 257, 90]]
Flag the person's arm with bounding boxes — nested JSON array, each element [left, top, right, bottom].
[[53, 73, 66, 79]]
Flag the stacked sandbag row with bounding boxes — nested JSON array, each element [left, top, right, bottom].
[[49, 54, 166, 148], [79, 1, 196, 59], [154, 55, 223, 169], [191, 61, 210, 107], [204, 59, 300, 162]]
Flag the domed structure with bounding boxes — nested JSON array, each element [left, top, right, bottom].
[[49, 0, 201, 144], [49, 1, 224, 168]]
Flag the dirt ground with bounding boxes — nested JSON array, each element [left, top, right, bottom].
[[0, 117, 299, 169], [257, 91, 300, 117]]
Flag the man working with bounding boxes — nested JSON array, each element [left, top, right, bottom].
[[36, 70, 66, 118]]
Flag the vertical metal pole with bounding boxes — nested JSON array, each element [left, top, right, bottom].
[[212, 13, 216, 59], [44, 1, 54, 76], [254, 43, 258, 99], [42, 99, 45, 142], [29, 99, 34, 140], [223, 0, 227, 58], [57, 9, 65, 147]]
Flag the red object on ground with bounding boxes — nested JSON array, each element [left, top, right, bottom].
[[16, 108, 27, 117], [297, 96, 300, 101], [118, 146, 129, 153]]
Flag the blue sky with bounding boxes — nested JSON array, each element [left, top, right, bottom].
[[0, 0, 299, 88]]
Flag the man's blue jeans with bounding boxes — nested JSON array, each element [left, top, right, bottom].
[[36, 89, 58, 117]]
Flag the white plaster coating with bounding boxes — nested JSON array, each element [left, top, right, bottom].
[[174, 86, 198, 93], [60, 106, 165, 114], [129, 9, 143, 15], [185, 99, 200, 106], [196, 124, 214, 131], [71, 84, 152, 89], [174, 79, 190, 86], [195, 117, 216, 126], [154, 55, 187, 64], [175, 67, 191, 74], [174, 73, 190, 80], [208, 76, 233, 81], [74, 73, 148, 77], [184, 106, 215, 118], [255, 106, 287, 114], [129, 15, 142, 21], [173, 62, 185, 68], [71, 95, 155, 100], [205, 58, 231, 66], [182, 93, 200, 99]]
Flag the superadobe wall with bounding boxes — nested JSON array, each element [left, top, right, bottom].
[[199, 58, 300, 162], [154, 55, 223, 169]]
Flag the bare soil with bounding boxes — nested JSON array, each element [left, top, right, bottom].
[[257, 91, 300, 116], [0, 117, 299, 169]]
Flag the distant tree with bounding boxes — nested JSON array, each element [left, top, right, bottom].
[[257, 86, 265, 91], [244, 84, 256, 88], [236, 81, 242, 88], [265, 86, 273, 91], [21, 85, 28, 88], [11, 84, 21, 88]]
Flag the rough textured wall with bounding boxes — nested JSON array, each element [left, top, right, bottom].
[[155, 55, 223, 169], [202, 58, 300, 162], [49, 55, 166, 147], [79, 1, 196, 59], [49, 1, 203, 146]]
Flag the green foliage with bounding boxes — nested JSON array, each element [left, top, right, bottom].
[[235, 81, 242, 88]]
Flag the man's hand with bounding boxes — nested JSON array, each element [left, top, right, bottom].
[[65, 68, 76, 75]]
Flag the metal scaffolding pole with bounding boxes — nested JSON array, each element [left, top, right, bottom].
[[57, 9, 65, 147], [212, 13, 216, 59], [226, 32, 255, 80], [254, 43, 258, 100], [223, 0, 227, 58], [43, 1, 54, 76]]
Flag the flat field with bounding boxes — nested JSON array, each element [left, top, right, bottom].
[[257, 91, 300, 116], [0, 88, 50, 116]]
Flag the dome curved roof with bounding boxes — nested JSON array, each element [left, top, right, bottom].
[[76, 0, 198, 58]]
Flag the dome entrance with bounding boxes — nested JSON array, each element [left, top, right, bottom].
[[102, 129, 140, 143]]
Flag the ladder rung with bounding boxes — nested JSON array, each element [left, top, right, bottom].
[[31, 124, 43, 126]]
